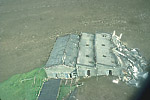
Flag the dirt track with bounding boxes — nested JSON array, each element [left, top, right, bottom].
[[0, 0, 150, 83]]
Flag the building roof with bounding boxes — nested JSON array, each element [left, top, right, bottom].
[[95, 33, 116, 67], [45, 34, 79, 67], [77, 33, 95, 67], [46, 32, 118, 68]]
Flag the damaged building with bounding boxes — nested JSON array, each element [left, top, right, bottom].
[[45, 31, 148, 87], [45, 34, 79, 78]]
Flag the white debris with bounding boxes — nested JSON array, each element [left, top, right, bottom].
[[142, 72, 149, 79], [111, 31, 149, 87], [112, 79, 119, 84]]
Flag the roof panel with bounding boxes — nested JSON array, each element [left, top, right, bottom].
[[46, 34, 79, 67], [95, 33, 116, 67], [77, 33, 95, 67]]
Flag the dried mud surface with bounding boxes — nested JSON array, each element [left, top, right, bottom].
[[0, 0, 150, 99], [0, 0, 150, 87], [76, 76, 137, 100]]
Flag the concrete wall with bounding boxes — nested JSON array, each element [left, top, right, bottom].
[[44, 65, 75, 79], [96, 64, 120, 76], [76, 64, 97, 77], [97, 68, 113, 76], [113, 68, 122, 76]]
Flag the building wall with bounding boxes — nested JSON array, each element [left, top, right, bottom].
[[113, 68, 122, 76], [97, 68, 113, 76], [44, 65, 75, 79], [76, 64, 97, 77], [96, 64, 121, 76]]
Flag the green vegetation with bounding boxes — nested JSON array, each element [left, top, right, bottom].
[[0, 67, 47, 100], [57, 82, 76, 100], [0, 67, 76, 100]]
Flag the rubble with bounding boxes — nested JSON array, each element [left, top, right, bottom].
[[111, 31, 149, 87], [112, 79, 119, 84]]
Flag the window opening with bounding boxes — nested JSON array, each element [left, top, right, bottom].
[[86, 44, 89, 46], [86, 55, 89, 57], [102, 44, 105, 46], [103, 55, 106, 57]]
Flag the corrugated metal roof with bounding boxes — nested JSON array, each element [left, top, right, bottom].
[[46, 34, 79, 67]]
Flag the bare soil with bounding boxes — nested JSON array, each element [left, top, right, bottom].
[[1, 0, 150, 82], [0, 0, 150, 99], [76, 76, 137, 100], [0, 1, 150, 99]]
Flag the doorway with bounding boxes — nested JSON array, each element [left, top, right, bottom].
[[55, 74, 58, 78], [87, 70, 90, 76], [109, 70, 112, 75], [69, 73, 72, 78]]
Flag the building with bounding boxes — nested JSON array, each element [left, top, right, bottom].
[[45, 32, 122, 79], [45, 34, 79, 78]]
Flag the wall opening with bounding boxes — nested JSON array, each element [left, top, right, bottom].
[[86, 44, 89, 46], [70, 73, 72, 78], [102, 44, 105, 46], [103, 35, 106, 37], [56, 74, 58, 78], [86, 55, 89, 57], [87, 70, 90, 76], [103, 55, 107, 57], [109, 70, 112, 75]]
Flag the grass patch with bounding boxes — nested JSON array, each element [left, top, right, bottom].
[[0, 67, 47, 100], [57, 81, 76, 100]]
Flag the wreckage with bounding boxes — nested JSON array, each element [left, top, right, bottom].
[[45, 31, 148, 87], [111, 31, 148, 87]]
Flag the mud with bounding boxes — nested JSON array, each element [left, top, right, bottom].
[[0, 0, 150, 83]]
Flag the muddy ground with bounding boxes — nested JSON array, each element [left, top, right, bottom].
[[1, 0, 150, 82], [0, 0, 150, 99], [76, 76, 137, 100]]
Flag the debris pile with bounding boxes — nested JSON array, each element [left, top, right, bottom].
[[111, 31, 149, 87]]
